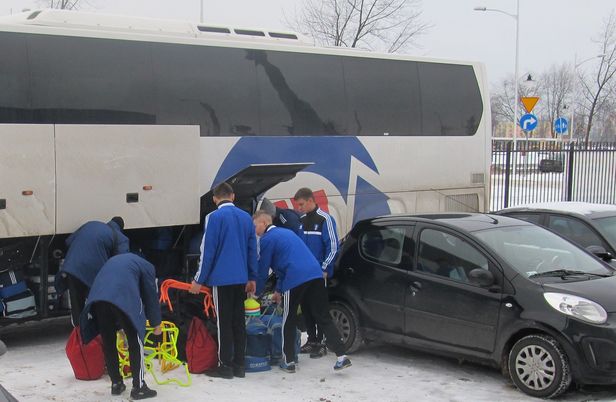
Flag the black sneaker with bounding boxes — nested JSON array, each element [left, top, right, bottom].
[[111, 382, 126, 395], [130, 383, 157, 400], [232, 365, 245, 378], [299, 341, 316, 354], [205, 365, 234, 379], [279, 362, 296, 373], [310, 343, 327, 359]]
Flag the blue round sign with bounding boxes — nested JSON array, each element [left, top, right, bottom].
[[519, 113, 538, 131], [554, 117, 569, 135]]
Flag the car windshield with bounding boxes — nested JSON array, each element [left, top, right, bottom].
[[473, 225, 613, 278], [594, 216, 616, 246]]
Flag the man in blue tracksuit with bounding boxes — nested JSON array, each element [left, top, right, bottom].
[[57, 217, 129, 326], [253, 210, 351, 373], [80, 253, 161, 400], [260, 197, 303, 237], [190, 182, 258, 379], [293, 188, 339, 358]]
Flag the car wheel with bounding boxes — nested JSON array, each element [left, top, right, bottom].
[[329, 301, 362, 353], [508, 334, 572, 399]]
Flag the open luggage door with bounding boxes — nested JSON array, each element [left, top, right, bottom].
[[200, 163, 313, 219]]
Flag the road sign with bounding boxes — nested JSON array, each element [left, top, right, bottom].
[[521, 97, 540, 113], [519, 113, 538, 131], [554, 117, 569, 135]]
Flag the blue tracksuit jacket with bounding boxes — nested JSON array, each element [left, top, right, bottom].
[[80, 253, 162, 343], [299, 207, 339, 277], [61, 220, 129, 288], [194, 201, 258, 286], [274, 207, 303, 237], [257, 226, 323, 294]]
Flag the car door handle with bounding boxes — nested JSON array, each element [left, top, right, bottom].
[[409, 281, 422, 294], [345, 267, 356, 275]]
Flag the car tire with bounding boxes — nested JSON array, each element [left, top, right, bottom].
[[329, 301, 362, 353], [508, 334, 572, 399]]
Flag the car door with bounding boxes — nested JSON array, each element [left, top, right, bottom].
[[404, 224, 502, 353], [350, 223, 414, 334]]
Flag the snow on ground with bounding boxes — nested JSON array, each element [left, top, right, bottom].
[[2, 318, 616, 402]]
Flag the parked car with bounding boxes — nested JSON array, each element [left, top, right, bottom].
[[496, 202, 616, 263], [329, 213, 616, 399], [538, 151, 565, 173]]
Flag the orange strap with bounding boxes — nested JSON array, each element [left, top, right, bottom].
[[159, 279, 215, 318]]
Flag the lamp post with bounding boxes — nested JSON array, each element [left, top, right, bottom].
[[475, 0, 520, 150]]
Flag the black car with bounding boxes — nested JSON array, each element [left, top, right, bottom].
[[329, 213, 616, 399], [497, 202, 616, 262]]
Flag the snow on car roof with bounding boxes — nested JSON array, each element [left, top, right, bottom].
[[501, 202, 616, 216]]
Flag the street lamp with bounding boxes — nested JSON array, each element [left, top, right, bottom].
[[474, 0, 520, 150]]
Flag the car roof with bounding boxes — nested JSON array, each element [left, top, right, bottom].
[[366, 213, 532, 232], [498, 202, 616, 219]]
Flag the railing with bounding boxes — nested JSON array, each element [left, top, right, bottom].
[[490, 141, 616, 211]]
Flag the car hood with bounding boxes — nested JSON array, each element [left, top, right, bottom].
[[543, 274, 616, 312]]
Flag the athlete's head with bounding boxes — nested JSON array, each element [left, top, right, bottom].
[[212, 182, 235, 205], [253, 210, 273, 236], [293, 187, 316, 214]]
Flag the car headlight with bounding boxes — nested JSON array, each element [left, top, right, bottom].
[[544, 292, 608, 324]]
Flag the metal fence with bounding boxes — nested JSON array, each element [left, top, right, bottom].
[[490, 141, 616, 211]]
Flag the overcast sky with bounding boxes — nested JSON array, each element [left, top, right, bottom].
[[1, 0, 614, 84]]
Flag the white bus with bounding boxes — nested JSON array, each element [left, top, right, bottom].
[[0, 9, 490, 323]]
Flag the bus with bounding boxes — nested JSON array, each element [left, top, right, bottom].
[[0, 9, 490, 323]]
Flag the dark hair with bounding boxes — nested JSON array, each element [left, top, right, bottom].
[[213, 182, 234, 198], [293, 187, 314, 201], [110, 216, 124, 230]]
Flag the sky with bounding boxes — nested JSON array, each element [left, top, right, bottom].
[[1, 0, 614, 85]]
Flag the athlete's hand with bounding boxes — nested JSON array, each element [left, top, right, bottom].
[[272, 291, 282, 304], [245, 280, 256, 296], [153, 325, 162, 336], [189, 280, 202, 294]]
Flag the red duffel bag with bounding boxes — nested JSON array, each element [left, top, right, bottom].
[[186, 317, 218, 373], [65, 326, 105, 380]]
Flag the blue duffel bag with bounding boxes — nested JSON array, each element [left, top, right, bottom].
[[245, 316, 272, 372]]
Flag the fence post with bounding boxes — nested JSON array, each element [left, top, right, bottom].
[[503, 141, 512, 208], [566, 142, 575, 201]]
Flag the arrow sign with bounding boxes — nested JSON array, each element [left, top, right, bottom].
[[521, 97, 540, 113], [554, 117, 568, 134], [520, 113, 538, 131]]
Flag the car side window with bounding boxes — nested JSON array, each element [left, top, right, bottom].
[[547, 215, 608, 249], [508, 213, 542, 225], [417, 228, 489, 284], [359, 226, 408, 267]]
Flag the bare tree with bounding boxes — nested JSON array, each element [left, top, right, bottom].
[[579, 11, 616, 146], [539, 63, 574, 138], [288, 0, 430, 53], [36, 0, 87, 10]]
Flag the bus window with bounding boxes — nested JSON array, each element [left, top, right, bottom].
[[152, 43, 259, 137], [0, 33, 30, 122], [343, 57, 421, 136], [27, 35, 156, 125], [417, 63, 483, 136], [255, 50, 347, 136]]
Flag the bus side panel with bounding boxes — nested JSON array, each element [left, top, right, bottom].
[[0, 124, 56, 238], [55, 124, 200, 234]]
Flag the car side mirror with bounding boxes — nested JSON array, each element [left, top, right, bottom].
[[586, 245, 614, 262], [469, 269, 495, 287]]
